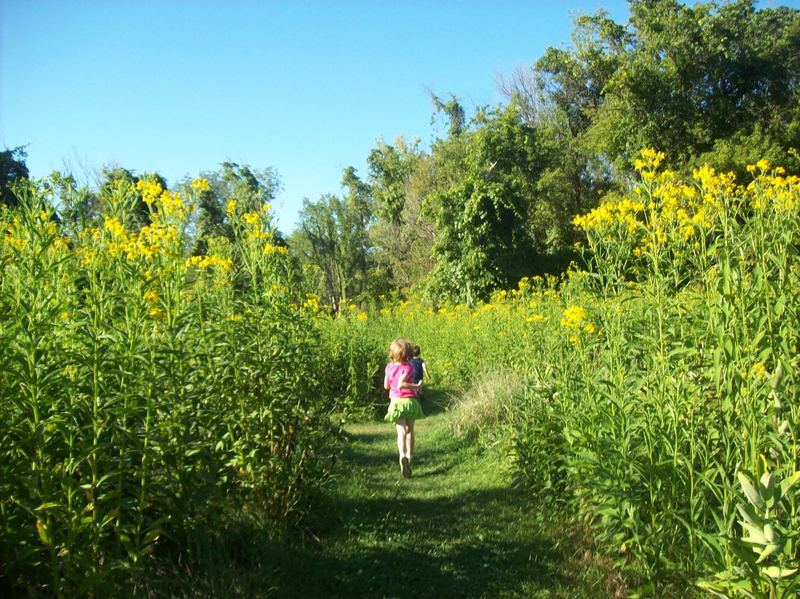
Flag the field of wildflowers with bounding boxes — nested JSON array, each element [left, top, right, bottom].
[[326, 152, 800, 595], [0, 177, 341, 595], [1, 151, 798, 596]]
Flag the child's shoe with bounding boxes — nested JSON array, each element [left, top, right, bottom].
[[401, 456, 411, 478]]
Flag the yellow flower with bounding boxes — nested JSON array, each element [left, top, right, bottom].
[[5, 235, 28, 251], [156, 189, 187, 220], [302, 294, 321, 311], [186, 254, 233, 273], [104, 217, 127, 238], [752, 362, 767, 380], [639, 148, 665, 168], [144, 289, 159, 304], [226, 200, 237, 217], [561, 305, 587, 329], [526, 314, 547, 323], [79, 247, 97, 267], [263, 243, 288, 256], [191, 178, 211, 192], [136, 179, 164, 204]]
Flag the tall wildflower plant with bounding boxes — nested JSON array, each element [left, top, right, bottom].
[[322, 151, 799, 594], [568, 152, 800, 593], [0, 178, 340, 596]]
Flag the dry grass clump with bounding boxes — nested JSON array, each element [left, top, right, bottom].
[[448, 368, 522, 445]]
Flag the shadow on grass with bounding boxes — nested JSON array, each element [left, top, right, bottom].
[[336, 424, 466, 475], [270, 485, 571, 599], [266, 401, 578, 599]]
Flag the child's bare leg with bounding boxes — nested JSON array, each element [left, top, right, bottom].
[[405, 420, 415, 461], [395, 420, 407, 460]]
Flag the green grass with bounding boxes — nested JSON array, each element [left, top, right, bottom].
[[264, 388, 622, 598]]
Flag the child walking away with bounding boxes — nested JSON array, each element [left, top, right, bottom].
[[384, 338, 425, 478], [409, 345, 430, 401]]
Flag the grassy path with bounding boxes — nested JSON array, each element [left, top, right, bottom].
[[270, 390, 614, 598]]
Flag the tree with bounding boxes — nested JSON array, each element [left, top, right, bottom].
[[367, 137, 424, 225], [191, 162, 282, 254], [429, 92, 466, 137], [290, 168, 378, 310], [499, 0, 800, 260], [0, 147, 30, 208], [367, 137, 437, 293], [576, 0, 800, 173], [501, 13, 623, 249], [423, 104, 542, 304]]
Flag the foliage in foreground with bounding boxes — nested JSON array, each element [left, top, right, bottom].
[[0, 178, 341, 596], [327, 154, 800, 596]]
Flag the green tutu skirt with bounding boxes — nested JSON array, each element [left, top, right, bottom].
[[384, 397, 426, 423]]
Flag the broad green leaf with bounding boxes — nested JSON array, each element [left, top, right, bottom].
[[36, 520, 50, 546], [738, 472, 766, 511], [756, 542, 783, 564], [764, 524, 778, 543], [741, 521, 768, 545], [762, 566, 798, 580], [780, 471, 800, 495]]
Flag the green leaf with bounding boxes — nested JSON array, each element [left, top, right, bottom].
[[741, 521, 768, 545], [713, 346, 723, 387], [756, 542, 783, 564], [764, 524, 779, 543], [780, 471, 800, 495], [723, 336, 734, 358], [738, 472, 766, 511], [759, 471, 774, 495], [36, 520, 50, 545], [774, 296, 785, 317], [761, 566, 798, 579]]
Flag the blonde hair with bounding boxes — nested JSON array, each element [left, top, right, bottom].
[[389, 338, 413, 363]]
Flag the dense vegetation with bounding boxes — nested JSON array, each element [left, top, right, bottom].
[[326, 154, 800, 596], [289, 0, 800, 307], [2, 0, 799, 596]]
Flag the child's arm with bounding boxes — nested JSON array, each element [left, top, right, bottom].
[[422, 361, 430, 381], [384, 369, 390, 390], [397, 371, 422, 389]]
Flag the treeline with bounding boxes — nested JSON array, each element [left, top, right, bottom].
[[289, 0, 800, 307], [3, 0, 799, 307]]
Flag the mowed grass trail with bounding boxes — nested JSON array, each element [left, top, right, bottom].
[[271, 389, 617, 598]]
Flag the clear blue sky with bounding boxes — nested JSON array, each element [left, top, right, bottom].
[[1, 1, 795, 232]]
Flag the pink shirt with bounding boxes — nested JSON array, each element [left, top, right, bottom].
[[385, 362, 416, 399]]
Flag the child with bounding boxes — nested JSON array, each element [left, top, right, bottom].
[[408, 345, 430, 400], [384, 338, 425, 478]]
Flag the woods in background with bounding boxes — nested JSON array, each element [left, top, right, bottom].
[[5, 0, 799, 308]]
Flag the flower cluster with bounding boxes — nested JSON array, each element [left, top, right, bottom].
[[746, 160, 799, 213], [99, 218, 181, 263], [186, 254, 233, 273], [136, 179, 192, 222]]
